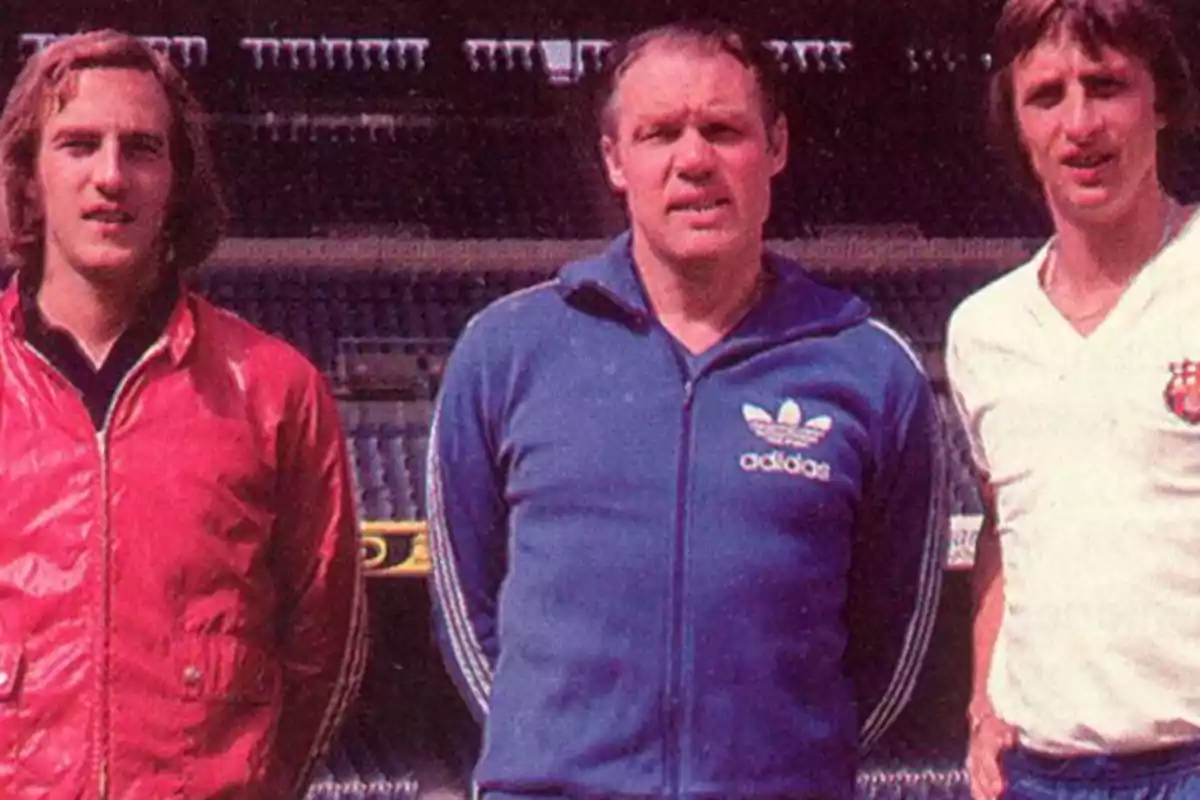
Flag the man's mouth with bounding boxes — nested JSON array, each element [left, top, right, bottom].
[[670, 198, 730, 213], [1063, 152, 1113, 170], [83, 209, 135, 224]]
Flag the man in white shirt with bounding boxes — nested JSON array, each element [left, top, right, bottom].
[[946, 0, 1200, 798]]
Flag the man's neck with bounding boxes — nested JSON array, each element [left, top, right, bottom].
[[1050, 190, 1176, 293], [633, 238, 766, 356], [36, 268, 154, 369]]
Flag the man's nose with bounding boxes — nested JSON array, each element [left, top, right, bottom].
[[92, 140, 129, 194], [1063, 91, 1103, 142], [674, 129, 716, 178]]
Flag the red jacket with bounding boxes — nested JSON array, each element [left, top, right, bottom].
[[0, 285, 367, 799]]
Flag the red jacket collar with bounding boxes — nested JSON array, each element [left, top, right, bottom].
[[0, 277, 197, 367]]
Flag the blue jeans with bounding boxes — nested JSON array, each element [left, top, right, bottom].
[[1003, 742, 1200, 799]]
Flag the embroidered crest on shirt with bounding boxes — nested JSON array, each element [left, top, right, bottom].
[[742, 400, 832, 448], [1164, 360, 1200, 424]]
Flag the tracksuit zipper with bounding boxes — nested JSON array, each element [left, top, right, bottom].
[[668, 376, 696, 797], [18, 337, 167, 800]]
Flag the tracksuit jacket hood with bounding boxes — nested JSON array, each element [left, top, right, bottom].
[[430, 233, 945, 799], [554, 233, 872, 345]]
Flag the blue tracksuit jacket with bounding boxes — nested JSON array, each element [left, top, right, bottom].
[[429, 234, 946, 798]]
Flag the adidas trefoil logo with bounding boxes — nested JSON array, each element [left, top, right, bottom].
[[742, 399, 832, 449]]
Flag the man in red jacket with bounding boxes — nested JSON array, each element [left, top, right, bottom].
[[0, 30, 366, 798]]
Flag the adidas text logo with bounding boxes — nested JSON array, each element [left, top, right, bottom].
[[739, 450, 831, 482], [742, 400, 831, 448]]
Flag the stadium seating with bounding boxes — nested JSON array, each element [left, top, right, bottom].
[[857, 573, 972, 798], [207, 112, 1069, 240], [190, 260, 1004, 379], [194, 266, 493, 371], [307, 581, 480, 799], [341, 400, 434, 520]]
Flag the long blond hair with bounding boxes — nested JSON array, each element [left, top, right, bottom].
[[0, 29, 228, 276]]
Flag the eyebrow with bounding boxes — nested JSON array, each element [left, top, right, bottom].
[[1079, 61, 1132, 81], [1017, 74, 1061, 98], [49, 126, 168, 148], [634, 104, 755, 123]]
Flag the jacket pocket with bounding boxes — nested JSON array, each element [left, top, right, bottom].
[[173, 634, 282, 704], [170, 635, 283, 795]]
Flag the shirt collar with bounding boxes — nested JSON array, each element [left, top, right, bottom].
[[16, 269, 183, 365]]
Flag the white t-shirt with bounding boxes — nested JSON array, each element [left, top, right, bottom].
[[947, 210, 1200, 755]]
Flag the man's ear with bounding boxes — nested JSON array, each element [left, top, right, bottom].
[[767, 115, 788, 176], [601, 134, 627, 192]]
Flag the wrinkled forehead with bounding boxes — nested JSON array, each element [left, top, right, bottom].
[[613, 39, 765, 116]]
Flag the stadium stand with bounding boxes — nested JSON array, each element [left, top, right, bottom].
[[11, 12, 1200, 794]]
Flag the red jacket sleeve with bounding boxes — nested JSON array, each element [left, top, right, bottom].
[[268, 368, 368, 796]]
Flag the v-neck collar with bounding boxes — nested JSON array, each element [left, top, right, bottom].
[[1024, 204, 1199, 351]]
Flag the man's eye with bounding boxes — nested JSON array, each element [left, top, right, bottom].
[[641, 127, 677, 142], [1088, 78, 1126, 97], [1025, 87, 1062, 108], [61, 139, 96, 153], [127, 141, 163, 159], [704, 124, 741, 141]]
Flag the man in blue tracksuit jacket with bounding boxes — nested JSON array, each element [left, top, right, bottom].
[[429, 21, 946, 799]]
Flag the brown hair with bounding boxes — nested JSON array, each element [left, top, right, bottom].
[[988, 0, 1197, 191], [0, 29, 227, 276], [596, 21, 787, 143]]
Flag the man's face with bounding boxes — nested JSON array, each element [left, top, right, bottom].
[[34, 67, 174, 287], [601, 44, 787, 273], [1011, 28, 1162, 225]]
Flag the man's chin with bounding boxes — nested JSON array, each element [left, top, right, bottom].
[[667, 233, 754, 269], [1051, 187, 1134, 223], [634, 226, 760, 275], [70, 254, 157, 287]]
